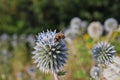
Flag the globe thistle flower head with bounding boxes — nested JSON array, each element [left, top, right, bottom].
[[90, 66, 100, 79], [87, 22, 103, 40], [26, 34, 35, 47], [0, 33, 10, 42], [70, 17, 81, 28], [104, 18, 118, 32], [64, 27, 80, 43], [32, 30, 68, 73], [1, 49, 12, 63], [92, 42, 116, 65]]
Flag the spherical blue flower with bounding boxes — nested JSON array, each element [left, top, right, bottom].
[[104, 18, 118, 32], [70, 17, 81, 27], [32, 30, 68, 73], [92, 42, 116, 65], [0, 33, 10, 42]]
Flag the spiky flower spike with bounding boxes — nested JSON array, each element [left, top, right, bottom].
[[92, 42, 116, 65], [32, 30, 68, 74]]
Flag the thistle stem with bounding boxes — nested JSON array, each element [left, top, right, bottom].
[[99, 64, 103, 80], [54, 72, 59, 80], [106, 31, 113, 42]]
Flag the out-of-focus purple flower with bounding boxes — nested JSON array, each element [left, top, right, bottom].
[[27, 66, 36, 76], [0, 33, 10, 42], [90, 66, 100, 79], [81, 20, 88, 28], [1, 49, 12, 63], [70, 17, 81, 35], [64, 28, 77, 43], [11, 34, 18, 47], [26, 34, 35, 47], [17, 72, 24, 79], [70, 17, 81, 27], [104, 18, 118, 32]]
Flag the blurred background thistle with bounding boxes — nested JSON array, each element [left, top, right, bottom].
[[32, 30, 68, 80], [87, 22, 103, 41]]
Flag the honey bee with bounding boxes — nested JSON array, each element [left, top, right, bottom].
[[55, 32, 65, 42]]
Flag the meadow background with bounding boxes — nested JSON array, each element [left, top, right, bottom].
[[0, 0, 120, 80]]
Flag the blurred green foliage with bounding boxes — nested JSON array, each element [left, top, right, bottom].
[[0, 0, 120, 34]]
